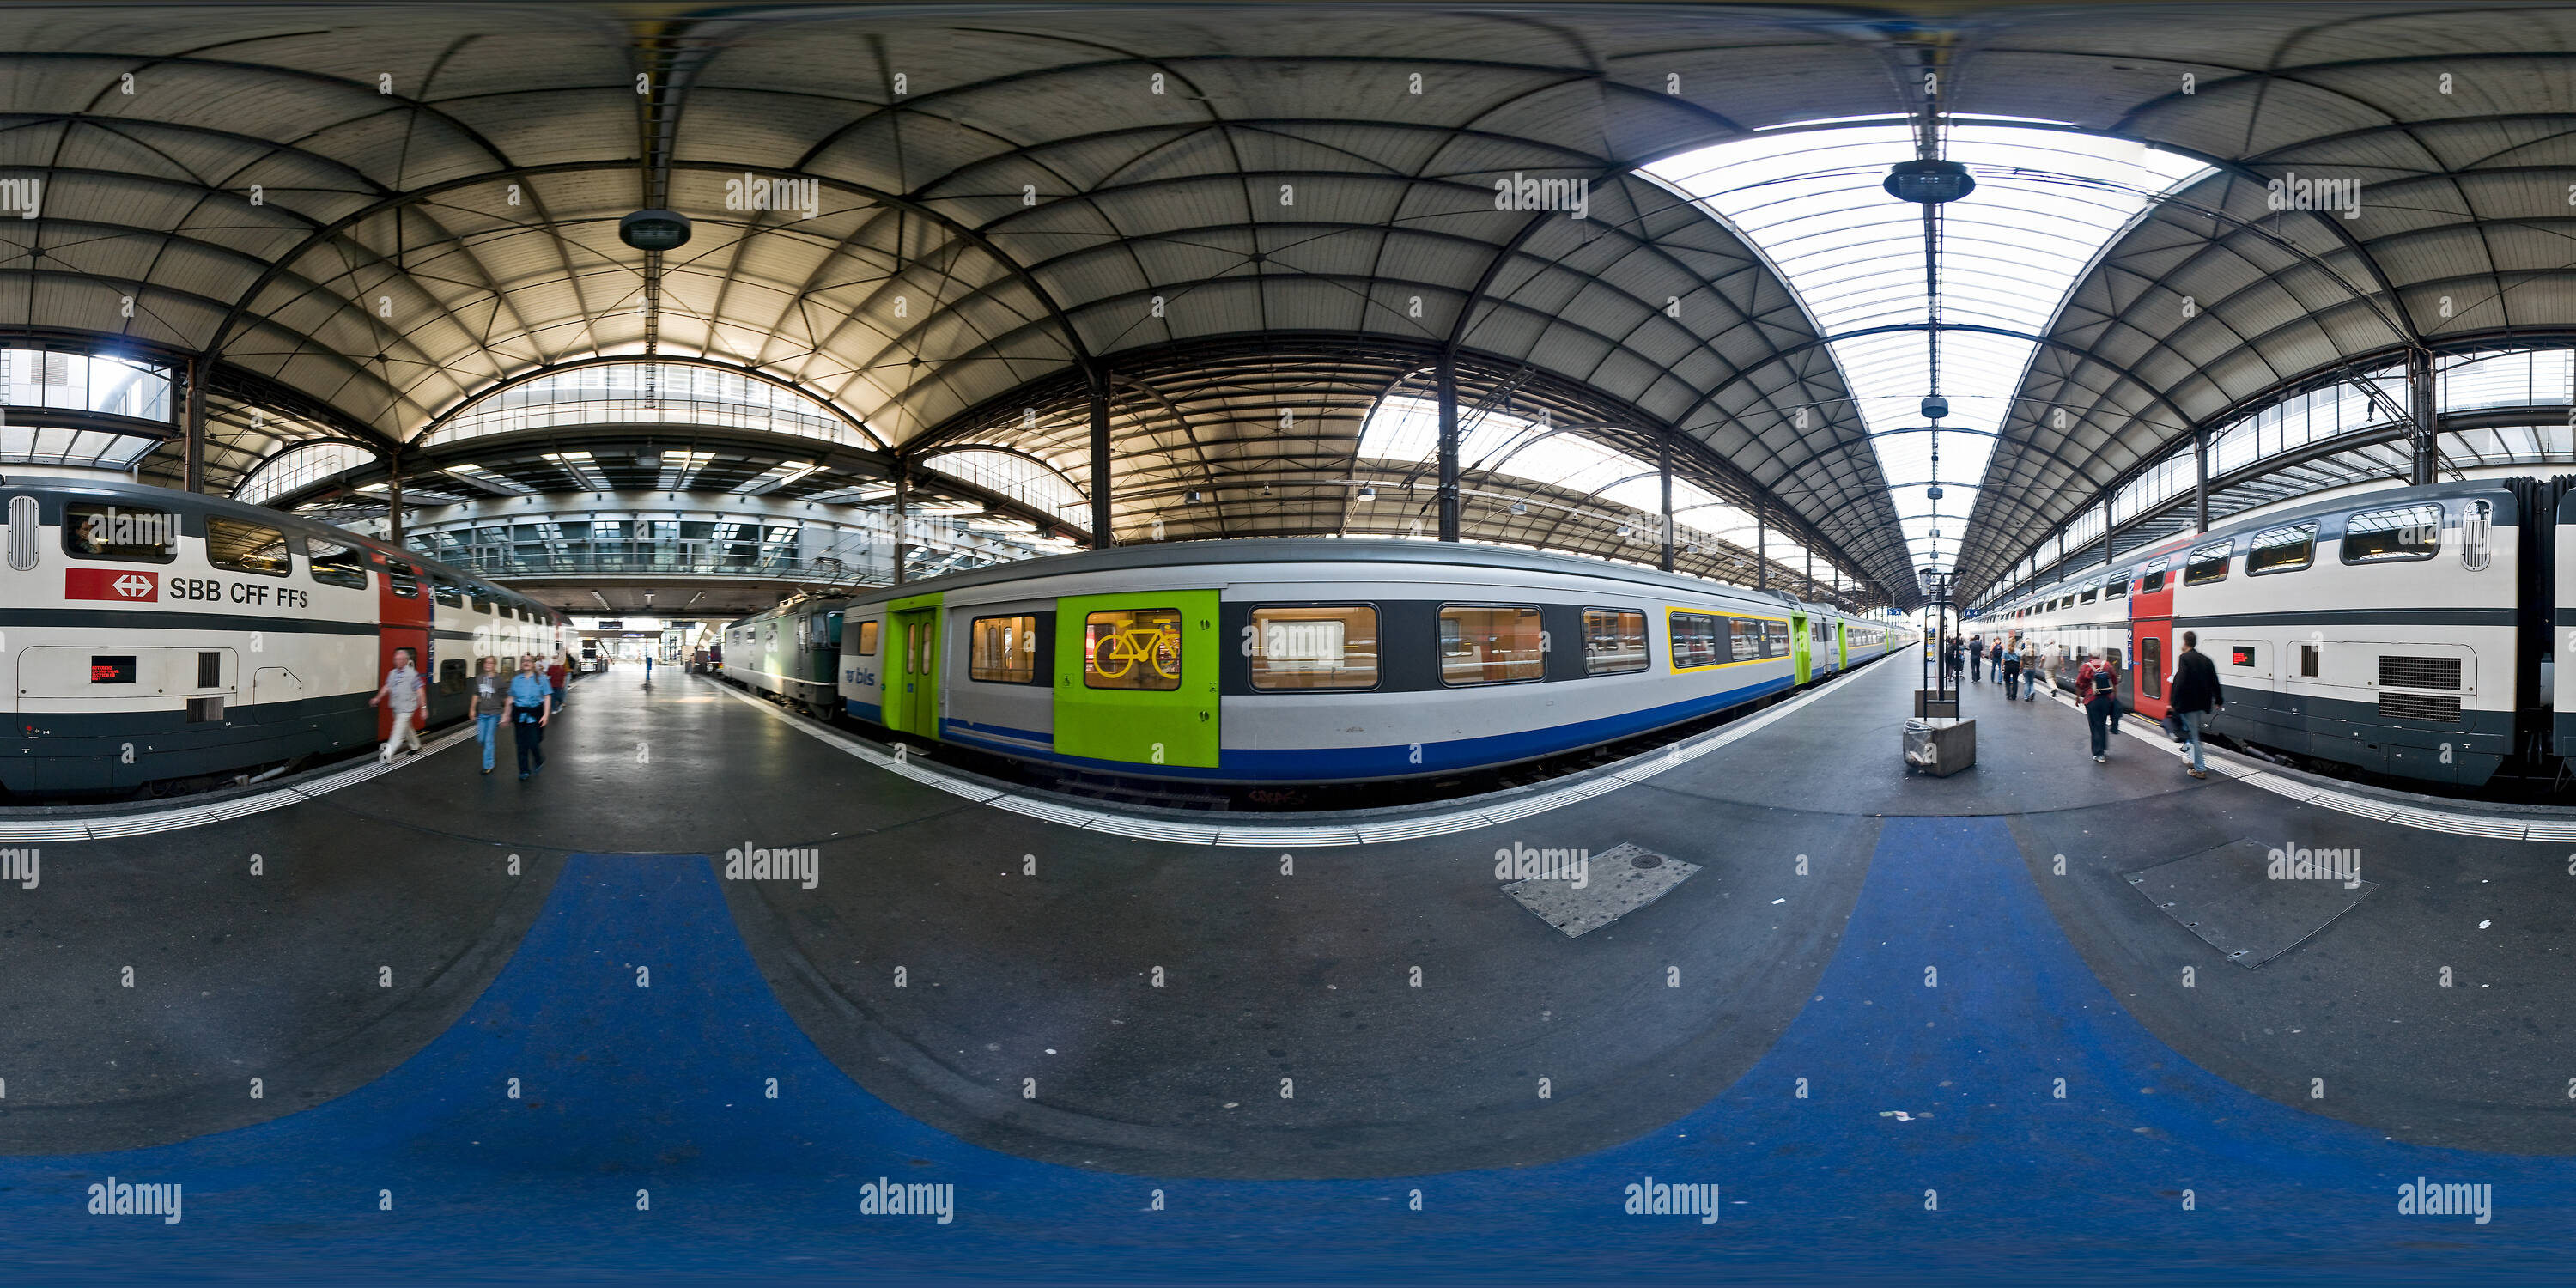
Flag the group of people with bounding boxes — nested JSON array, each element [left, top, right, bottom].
[[1937, 629, 2226, 777], [369, 649, 579, 781]]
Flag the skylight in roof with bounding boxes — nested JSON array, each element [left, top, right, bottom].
[[1646, 122, 2209, 588]]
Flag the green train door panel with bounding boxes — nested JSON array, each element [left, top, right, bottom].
[[1791, 611, 1813, 684], [1837, 621, 1850, 668], [1054, 590, 1219, 768], [888, 602, 941, 738]]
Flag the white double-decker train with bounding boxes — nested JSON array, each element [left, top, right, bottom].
[[2, 476, 566, 798]]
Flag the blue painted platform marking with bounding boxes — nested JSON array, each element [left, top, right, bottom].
[[3, 829, 2569, 1283]]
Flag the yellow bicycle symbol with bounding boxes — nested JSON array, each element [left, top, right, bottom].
[[1093, 626, 1180, 681]]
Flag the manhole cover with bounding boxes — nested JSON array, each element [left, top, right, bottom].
[[1503, 841, 1699, 938]]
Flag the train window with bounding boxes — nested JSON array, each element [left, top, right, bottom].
[[2300, 642, 2320, 677], [969, 614, 1042, 684], [381, 558, 422, 598], [1765, 620, 1789, 658], [61, 502, 177, 562], [1728, 618, 1762, 661], [1582, 609, 1649, 675], [2184, 540, 2233, 586], [2231, 645, 2259, 668], [2139, 556, 2171, 593], [431, 579, 465, 608], [1084, 607, 1183, 690], [439, 658, 469, 692], [1438, 605, 1544, 685], [1250, 605, 1379, 690], [306, 538, 369, 590], [855, 620, 879, 656], [1668, 611, 1726, 669], [2078, 586, 2098, 605], [206, 517, 290, 576], [2246, 523, 2316, 575], [2341, 503, 2442, 564]]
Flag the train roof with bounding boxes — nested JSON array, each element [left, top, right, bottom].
[[3, 472, 560, 619], [725, 537, 1827, 628]]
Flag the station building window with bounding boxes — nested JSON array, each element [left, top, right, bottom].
[[1438, 605, 1544, 685], [969, 614, 1041, 683], [1583, 609, 1648, 675], [207, 517, 290, 575], [1084, 607, 1182, 690], [1249, 605, 1377, 690]]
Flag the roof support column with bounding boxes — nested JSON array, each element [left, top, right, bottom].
[[1089, 372, 1115, 549], [2102, 495, 2113, 569], [386, 451, 404, 544], [1657, 431, 1674, 573], [2193, 424, 2210, 534], [893, 458, 910, 586], [2409, 348, 2439, 486], [1755, 508, 1766, 590], [1436, 355, 1461, 542], [180, 355, 206, 494]]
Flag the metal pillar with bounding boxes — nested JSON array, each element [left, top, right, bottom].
[[1089, 374, 1115, 548], [1657, 432, 1674, 572], [892, 458, 909, 586], [2101, 496, 2114, 568], [1754, 508, 1766, 590], [2408, 348, 2439, 486], [385, 451, 404, 544], [2192, 424, 2209, 533], [1436, 355, 1461, 542], [181, 355, 206, 493]]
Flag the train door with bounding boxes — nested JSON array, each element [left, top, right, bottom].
[[815, 610, 844, 690], [2129, 556, 2174, 723], [1790, 611, 1812, 683], [1837, 621, 1850, 669], [888, 601, 941, 739], [374, 555, 432, 741], [1054, 590, 1219, 769]]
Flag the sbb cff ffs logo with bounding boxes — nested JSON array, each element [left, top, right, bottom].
[[65, 568, 158, 601]]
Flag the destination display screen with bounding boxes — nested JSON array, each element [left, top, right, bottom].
[[90, 655, 137, 684]]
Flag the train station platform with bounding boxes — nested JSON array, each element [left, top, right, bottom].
[[3, 654, 2567, 1281]]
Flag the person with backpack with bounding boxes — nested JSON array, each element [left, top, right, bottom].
[[2075, 649, 2119, 762], [2020, 643, 2040, 701], [2168, 630, 2226, 780], [1998, 641, 2021, 697]]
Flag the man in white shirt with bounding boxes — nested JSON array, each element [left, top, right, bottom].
[[369, 647, 426, 764]]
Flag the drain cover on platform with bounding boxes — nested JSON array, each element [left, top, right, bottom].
[[1503, 841, 1700, 938], [2123, 839, 2377, 968]]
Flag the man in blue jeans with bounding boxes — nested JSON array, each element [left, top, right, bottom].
[[467, 655, 507, 775], [2167, 630, 2226, 780], [509, 653, 553, 780]]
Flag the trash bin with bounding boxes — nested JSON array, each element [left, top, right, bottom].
[[1904, 718, 1977, 776]]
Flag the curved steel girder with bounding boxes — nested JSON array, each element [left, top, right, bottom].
[[1962, 329, 2576, 589], [898, 331, 1893, 584], [411, 353, 886, 449]]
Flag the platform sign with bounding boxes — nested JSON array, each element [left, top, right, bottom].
[[65, 568, 158, 601]]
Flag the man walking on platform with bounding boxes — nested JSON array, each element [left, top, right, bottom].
[[1969, 635, 1983, 684], [2169, 630, 2226, 780], [369, 647, 425, 764], [510, 653, 552, 781]]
